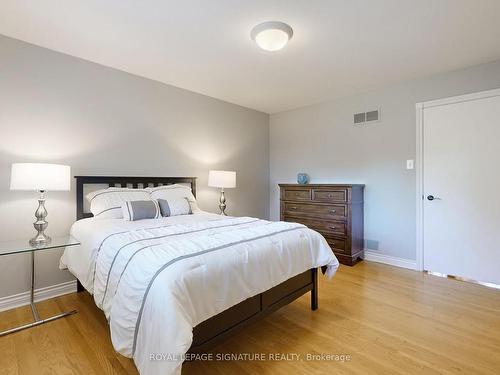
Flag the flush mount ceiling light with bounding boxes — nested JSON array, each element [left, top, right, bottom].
[[250, 21, 293, 52]]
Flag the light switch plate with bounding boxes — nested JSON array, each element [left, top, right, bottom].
[[406, 159, 414, 170]]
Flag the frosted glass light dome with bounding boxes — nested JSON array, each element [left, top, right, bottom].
[[251, 21, 293, 52]]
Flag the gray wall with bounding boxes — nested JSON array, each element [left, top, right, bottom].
[[270, 60, 500, 261], [0, 35, 269, 298]]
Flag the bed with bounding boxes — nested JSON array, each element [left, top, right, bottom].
[[60, 175, 339, 375]]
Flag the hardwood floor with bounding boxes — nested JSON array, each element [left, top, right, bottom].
[[1, 261, 500, 374]]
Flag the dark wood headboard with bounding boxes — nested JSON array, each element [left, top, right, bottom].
[[75, 176, 197, 220]]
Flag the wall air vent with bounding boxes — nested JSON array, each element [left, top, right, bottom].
[[353, 112, 366, 124], [353, 109, 380, 125]]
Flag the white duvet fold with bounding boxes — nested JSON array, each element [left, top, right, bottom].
[[61, 214, 338, 375]]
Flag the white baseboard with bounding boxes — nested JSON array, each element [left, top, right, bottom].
[[363, 250, 417, 270], [0, 280, 77, 312]]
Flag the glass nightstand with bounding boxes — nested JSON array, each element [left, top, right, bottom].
[[0, 235, 80, 336]]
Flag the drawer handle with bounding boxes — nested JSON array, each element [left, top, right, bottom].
[[330, 210, 336, 213], [329, 226, 337, 230], [330, 242, 335, 247], [328, 194, 333, 198], [290, 206, 297, 210]]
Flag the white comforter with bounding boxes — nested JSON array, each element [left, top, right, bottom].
[[60, 213, 339, 375]]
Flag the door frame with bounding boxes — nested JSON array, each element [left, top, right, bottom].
[[415, 88, 500, 272]]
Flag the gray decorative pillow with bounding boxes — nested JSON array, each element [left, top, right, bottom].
[[122, 200, 161, 221], [157, 198, 192, 217]]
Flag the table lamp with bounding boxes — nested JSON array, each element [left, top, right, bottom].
[[10, 163, 71, 246], [208, 170, 236, 215]]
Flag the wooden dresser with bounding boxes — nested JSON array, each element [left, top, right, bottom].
[[279, 184, 364, 266]]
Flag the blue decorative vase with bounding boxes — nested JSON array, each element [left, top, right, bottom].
[[297, 173, 309, 184]]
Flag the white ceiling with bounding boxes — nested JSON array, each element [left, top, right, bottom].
[[1, 0, 500, 114]]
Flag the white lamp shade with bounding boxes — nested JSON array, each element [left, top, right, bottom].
[[208, 170, 236, 188], [10, 163, 71, 191]]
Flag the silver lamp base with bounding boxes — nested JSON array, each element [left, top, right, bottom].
[[29, 233, 51, 247], [29, 190, 51, 246], [219, 188, 227, 215]]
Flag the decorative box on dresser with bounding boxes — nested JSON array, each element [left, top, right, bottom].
[[279, 184, 364, 266]]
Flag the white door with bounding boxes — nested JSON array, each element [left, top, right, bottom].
[[422, 91, 500, 285]]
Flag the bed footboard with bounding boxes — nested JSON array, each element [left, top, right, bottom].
[[189, 268, 318, 353]]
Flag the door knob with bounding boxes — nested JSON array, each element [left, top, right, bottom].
[[427, 195, 441, 201]]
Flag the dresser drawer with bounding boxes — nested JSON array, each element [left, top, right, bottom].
[[312, 188, 348, 203], [284, 202, 347, 218], [325, 237, 347, 253], [283, 188, 311, 201], [284, 216, 347, 237]]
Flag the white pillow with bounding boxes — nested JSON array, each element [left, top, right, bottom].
[[146, 185, 200, 213], [87, 188, 150, 219]]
